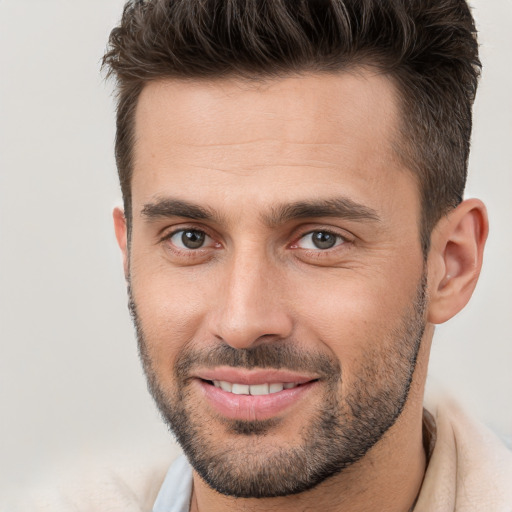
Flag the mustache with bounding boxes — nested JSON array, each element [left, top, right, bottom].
[[174, 342, 341, 381]]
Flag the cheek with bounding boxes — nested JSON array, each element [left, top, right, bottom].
[[294, 269, 422, 365], [129, 259, 214, 373]]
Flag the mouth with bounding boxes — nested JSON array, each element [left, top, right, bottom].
[[193, 368, 319, 422], [203, 379, 310, 395]]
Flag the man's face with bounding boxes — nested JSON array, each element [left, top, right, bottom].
[[122, 71, 428, 497]]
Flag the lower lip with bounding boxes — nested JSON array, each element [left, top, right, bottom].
[[196, 379, 317, 421]]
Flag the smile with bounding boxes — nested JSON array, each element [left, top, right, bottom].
[[210, 381, 300, 395], [193, 369, 319, 421]]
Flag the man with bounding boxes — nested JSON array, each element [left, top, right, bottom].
[[98, 0, 512, 511]]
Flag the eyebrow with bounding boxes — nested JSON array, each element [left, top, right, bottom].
[[141, 198, 219, 222], [140, 196, 380, 226], [263, 198, 381, 226]]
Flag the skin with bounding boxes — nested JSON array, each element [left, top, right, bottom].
[[114, 70, 488, 511]]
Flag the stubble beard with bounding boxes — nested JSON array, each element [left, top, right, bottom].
[[129, 274, 427, 498]]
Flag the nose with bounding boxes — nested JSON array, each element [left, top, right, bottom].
[[209, 247, 293, 350]]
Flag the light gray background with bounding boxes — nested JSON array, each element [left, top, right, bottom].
[[1, 0, 511, 501]]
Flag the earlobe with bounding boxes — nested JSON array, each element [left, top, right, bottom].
[[113, 207, 129, 280], [427, 199, 488, 325]]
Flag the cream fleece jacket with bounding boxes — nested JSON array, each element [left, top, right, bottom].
[[414, 397, 512, 511]]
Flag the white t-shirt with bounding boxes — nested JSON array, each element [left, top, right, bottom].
[[153, 456, 192, 512]]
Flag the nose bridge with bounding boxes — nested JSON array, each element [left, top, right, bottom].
[[212, 242, 292, 349]]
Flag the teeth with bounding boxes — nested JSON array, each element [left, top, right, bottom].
[[231, 383, 250, 395], [213, 381, 299, 395], [219, 381, 233, 392], [249, 383, 269, 395], [269, 383, 284, 393]]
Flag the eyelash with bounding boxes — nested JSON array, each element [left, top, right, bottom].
[[160, 227, 219, 255], [159, 226, 352, 259], [291, 229, 348, 251]]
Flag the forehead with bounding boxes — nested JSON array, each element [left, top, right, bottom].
[[133, 70, 400, 160], [137, 69, 398, 137], [131, 70, 417, 221]]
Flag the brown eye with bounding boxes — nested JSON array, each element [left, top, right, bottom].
[[170, 229, 208, 249], [297, 231, 344, 250]]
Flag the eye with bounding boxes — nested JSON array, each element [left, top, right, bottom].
[[296, 230, 345, 250], [169, 229, 212, 250]]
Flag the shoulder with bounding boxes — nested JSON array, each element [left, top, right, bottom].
[[11, 449, 182, 512], [416, 395, 512, 511]]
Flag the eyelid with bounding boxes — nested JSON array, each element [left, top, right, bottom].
[[158, 223, 352, 255], [290, 226, 353, 250], [301, 231, 344, 249], [159, 225, 220, 251], [160, 223, 210, 241]]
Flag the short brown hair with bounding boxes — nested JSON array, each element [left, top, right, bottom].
[[103, 0, 481, 253]]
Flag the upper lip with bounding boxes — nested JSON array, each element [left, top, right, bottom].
[[193, 367, 318, 385]]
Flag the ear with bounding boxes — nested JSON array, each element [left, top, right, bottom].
[[426, 199, 488, 324], [113, 207, 129, 280]]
